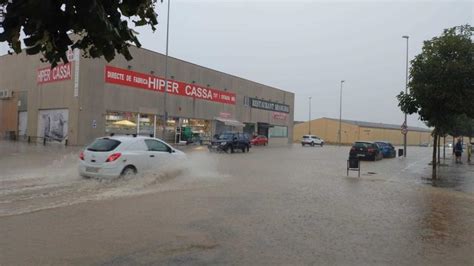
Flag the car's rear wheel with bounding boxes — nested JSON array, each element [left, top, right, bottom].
[[302, 143, 305, 146], [311, 142, 315, 147], [230, 146, 235, 153], [241, 146, 246, 153], [121, 166, 137, 177]]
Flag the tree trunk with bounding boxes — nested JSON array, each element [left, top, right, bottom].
[[453, 137, 455, 155], [437, 135, 441, 164], [432, 133, 437, 179], [469, 137, 472, 163], [443, 136, 446, 160]]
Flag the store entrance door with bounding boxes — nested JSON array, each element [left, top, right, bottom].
[[18, 111, 27, 137], [257, 122, 271, 137]]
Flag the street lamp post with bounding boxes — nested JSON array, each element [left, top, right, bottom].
[[402, 35, 409, 157], [338, 80, 345, 145], [162, 0, 171, 141], [308, 96, 312, 134]]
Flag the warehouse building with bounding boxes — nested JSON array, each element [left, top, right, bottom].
[[294, 117, 432, 145], [0, 47, 294, 146]]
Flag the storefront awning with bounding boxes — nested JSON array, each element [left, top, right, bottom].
[[215, 117, 245, 127], [113, 120, 137, 127], [257, 122, 273, 128]]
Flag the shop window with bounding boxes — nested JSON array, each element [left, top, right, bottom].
[[269, 126, 288, 138], [105, 111, 137, 135], [180, 119, 212, 144], [138, 114, 155, 136]]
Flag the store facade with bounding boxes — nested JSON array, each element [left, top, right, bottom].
[[0, 47, 294, 146]]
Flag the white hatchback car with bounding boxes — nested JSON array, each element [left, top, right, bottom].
[[79, 136, 186, 178], [301, 135, 324, 147]]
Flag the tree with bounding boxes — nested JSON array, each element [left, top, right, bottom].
[[0, 0, 159, 67], [449, 114, 474, 138], [397, 25, 474, 179]]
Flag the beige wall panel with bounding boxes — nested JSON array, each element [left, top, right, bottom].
[[0, 97, 18, 135], [293, 118, 432, 146], [0, 51, 80, 143]]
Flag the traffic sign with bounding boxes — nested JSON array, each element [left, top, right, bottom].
[[401, 121, 407, 134]]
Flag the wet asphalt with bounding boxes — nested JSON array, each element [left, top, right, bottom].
[[0, 141, 473, 265]]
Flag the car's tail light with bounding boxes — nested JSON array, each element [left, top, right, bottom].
[[106, 153, 122, 162], [350, 147, 356, 151], [79, 151, 84, 160], [368, 148, 374, 153]]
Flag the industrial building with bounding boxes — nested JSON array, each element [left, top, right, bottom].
[[0, 47, 294, 146], [294, 117, 432, 145]]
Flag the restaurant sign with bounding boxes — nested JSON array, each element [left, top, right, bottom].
[[249, 98, 290, 113]]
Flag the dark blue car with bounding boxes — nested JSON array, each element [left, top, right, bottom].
[[375, 141, 396, 158]]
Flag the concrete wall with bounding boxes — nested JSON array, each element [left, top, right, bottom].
[[0, 51, 80, 142], [0, 90, 29, 138], [1, 53, 45, 138], [294, 118, 432, 145]]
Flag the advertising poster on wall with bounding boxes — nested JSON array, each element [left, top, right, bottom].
[[37, 109, 69, 142]]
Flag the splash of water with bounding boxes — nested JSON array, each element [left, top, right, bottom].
[[0, 149, 226, 217]]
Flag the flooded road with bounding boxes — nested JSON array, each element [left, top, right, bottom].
[[0, 142, 226, 217], [1, 141, 473, 265]]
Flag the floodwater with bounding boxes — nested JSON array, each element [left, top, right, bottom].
[[0, 141, 226, 217], [0, 140, 473, 265]]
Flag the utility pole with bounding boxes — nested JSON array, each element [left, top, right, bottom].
[[162, 0, 171, 141], [402, 35, 409, 157], [308, 96, 312, 134], [338, 80, 345, 145]]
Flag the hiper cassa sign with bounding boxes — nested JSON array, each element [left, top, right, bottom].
[[37, 63, 72, 84], [104, 66, 236, 105], [36, 49, 75, 84]]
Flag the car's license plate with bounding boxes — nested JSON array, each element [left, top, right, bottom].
[[357, 154, 365, 157], [86, 166, 99, 173], [212, 145, 218, 148]]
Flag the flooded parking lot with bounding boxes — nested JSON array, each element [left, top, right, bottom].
[[1, 140, 473, 265]]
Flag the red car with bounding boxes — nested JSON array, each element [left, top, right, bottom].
[[251, 135, 268, 146]]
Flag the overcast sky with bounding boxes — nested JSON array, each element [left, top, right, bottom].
[[1, 0, 472, 127]]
